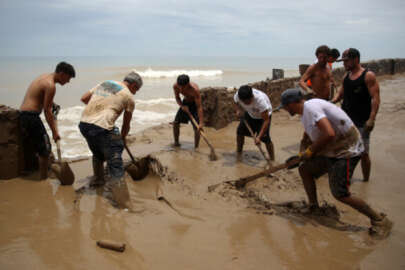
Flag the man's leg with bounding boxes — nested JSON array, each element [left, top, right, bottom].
[[299, 165, 319, 207], [337, 195, 381, 220], [358, 127, 371, 181], [265, 140, 275, 161], [361, 153, 371, 182], [329, 157, 392, 237], [92, 156, 105, 186], [38, 155, 49, 180], [193, 126, 200, 149], [107, 130, 131, 209], [173, 121, 180, 147], [79, 122, 106, 186], [298, 157, 329, 208]]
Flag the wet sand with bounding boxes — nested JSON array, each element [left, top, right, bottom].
[[1, 74, 405, 269]]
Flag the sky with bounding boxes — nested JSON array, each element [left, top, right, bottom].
[[1, 0, 404, 59]]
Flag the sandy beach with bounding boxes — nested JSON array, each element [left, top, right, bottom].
[[1, 73, 405, 270]]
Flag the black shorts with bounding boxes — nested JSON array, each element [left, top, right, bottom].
[[174, 100, 199, 126], [300, 156, 361, 198], [237, 112, 272, 143], [20, 111, 51, 157]]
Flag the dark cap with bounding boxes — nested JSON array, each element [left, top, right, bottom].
[[336, 48, 360, 62], [275, 88, 303, 111]]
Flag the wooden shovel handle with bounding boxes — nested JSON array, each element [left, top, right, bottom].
[[242, 118, 271, 166], [56, 140, 62, 162], [124, 143, 136, 164], [187, 112, 215, 150]]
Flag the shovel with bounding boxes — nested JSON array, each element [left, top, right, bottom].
[[124, 142, 149, 180], [54, 140, 75, 185], [242, 118, 272, 169], [187, 112, 218, 161], [208, 157, 301, 192]]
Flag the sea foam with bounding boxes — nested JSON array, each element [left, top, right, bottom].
[[42, 98, 177, 159]]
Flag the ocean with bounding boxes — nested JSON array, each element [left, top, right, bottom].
[[0, 55, 315, 160]]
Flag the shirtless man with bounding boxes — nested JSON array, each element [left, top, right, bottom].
[[19, 62, 75, 179], [332, 48, 380, 182], [299, 45, 333, 100], [173, 74, 204, 148]]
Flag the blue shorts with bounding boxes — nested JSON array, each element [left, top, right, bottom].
[[79, 122, 124, 180]]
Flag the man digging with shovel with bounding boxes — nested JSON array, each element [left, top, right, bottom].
[[278, 88, 392, 239], [19, 62, 75, 180], [79, 71, 142, 209], [172, 74, 204, 149], [234, 85, 275, 163]]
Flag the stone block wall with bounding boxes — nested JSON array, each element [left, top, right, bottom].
[[0, 105, 23, 179]]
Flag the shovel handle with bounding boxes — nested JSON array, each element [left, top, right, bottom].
[[187, 112, 214, 149], [56, 140, 62, 162], [242, 119, 271, 166], [124, 143, 136, 164]]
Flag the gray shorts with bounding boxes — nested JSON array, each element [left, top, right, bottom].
[[300, 156, 361, 198], [357, 126, 371, 153]]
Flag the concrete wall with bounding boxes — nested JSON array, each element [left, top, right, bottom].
[[202, 58, 405, 129]]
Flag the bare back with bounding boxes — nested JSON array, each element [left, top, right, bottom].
[[20, 73, 55, 112]]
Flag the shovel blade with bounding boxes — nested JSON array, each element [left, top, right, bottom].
[[57, 162, 75, 185]]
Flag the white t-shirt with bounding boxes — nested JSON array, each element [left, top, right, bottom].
[[302, 99, 364, 158], [234, 89, 272, 119], [81, 80, 135, 130]]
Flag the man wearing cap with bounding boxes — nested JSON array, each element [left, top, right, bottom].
[[79, 71, 142, 209], [172, 74, 204, 148], [331, 48, 380, 182], [279, 88, 392, 238], [20, 61, 75, 179], [234, 85, 275, 161], [299, 45, 333, 100]]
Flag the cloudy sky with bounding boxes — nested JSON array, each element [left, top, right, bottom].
[[1, 0, 404, 59]]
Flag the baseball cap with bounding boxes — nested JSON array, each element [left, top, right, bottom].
[[275, 88, 303, 111], [336, 48, 360, 62]]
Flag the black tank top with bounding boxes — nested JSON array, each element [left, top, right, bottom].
[[342, 69, 371, 127]]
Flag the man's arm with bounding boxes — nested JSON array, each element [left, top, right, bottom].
[[299, 65, 315, 93], [121, 111, 132, 141], [331, 85, 344, 104], [256, 110, 270, 144], [43, 85, 60, 142], [234, 102, 243, 118], [173, 84, 189, 113], [365, 71, 380, 131], [81, 91, 93, 104], [309, 117, 336, 155]]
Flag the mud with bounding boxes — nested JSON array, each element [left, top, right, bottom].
[[1, 74, 405, 269]]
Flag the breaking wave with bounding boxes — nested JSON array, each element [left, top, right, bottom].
[[134, 68, 223, 79]]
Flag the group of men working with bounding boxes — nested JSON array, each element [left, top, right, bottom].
[[18, 44, 391, 237]]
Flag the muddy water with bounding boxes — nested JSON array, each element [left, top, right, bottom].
[[1, 74, 405, 269]]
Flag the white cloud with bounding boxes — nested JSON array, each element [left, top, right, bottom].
[[0, 0, 404, 57]]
